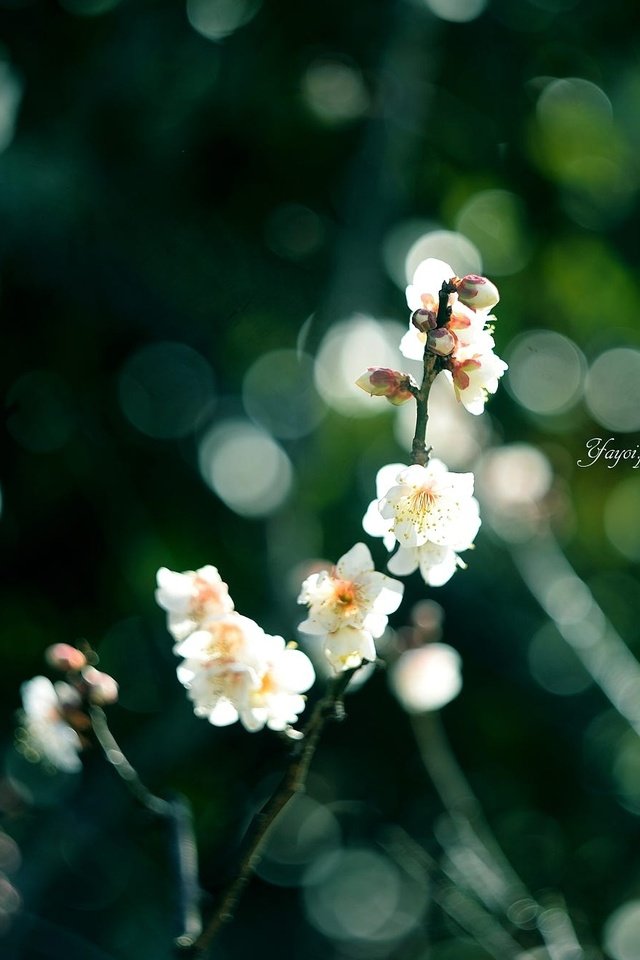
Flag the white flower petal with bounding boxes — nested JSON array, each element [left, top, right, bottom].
[[336, 542, 373, 580]]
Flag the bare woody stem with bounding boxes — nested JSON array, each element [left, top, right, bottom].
[[89, 706, 203, 948], [410, 280, 454, 466], [191, 667, 358, 958]]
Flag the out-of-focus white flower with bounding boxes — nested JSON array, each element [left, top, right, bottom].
[[298, 542, 403, 639], [45, 643, 87, 672], [174, 612, 264, 662], [177, 633, 315, 732], [390, 643, 462, 713], [155, 565, 234, 641], [82, 667, 119, 705], [156, 566, 317, 733], [19, 676, 83, 773], [364, 461, 481, 586]]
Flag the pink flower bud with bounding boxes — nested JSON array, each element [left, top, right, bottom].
[[453, 274, 500, 311], [45, 643, 87, 672], [426, 327, 457, 357], [82, 667, 119, 705], [355, 368, 415, 406], [411, 308, 437, 332]]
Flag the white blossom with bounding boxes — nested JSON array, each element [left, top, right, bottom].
[[19, 676, 83, 773], [298, 542, 403, 639], [155, 565, 234, 641], [379, 461, 477, 549], [446, 336, 509, 416], [363, 461, 480, 586], [177, 632, 315, 732], [401, 258, 507, 415], [297, 543, 403, 672], [390, 643, 462, 713], [323, 625, 377, 672]]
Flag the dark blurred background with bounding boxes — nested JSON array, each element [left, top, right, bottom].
[[2, 0, 640, 957]]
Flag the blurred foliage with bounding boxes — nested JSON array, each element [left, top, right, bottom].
[[2, 0, 640, 957]]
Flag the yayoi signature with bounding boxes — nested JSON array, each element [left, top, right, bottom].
[[577, 437, 640, 469]]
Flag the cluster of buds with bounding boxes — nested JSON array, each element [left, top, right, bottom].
[[155, 566, 315, 733], [17, 644, 118, 773], [297, 543, 404, 672], [402, 258, 507, 415], [363, 460, 481, 587]]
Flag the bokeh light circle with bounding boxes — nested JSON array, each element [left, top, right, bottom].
[[605, 478, 640, 561], [585, 348, 640, 432], [505, 330, 585, 415], [455, 189, 531, 275], [119, 341, 216, 439], [186, 0, 261, 41], [198, 419, 293, 516], [603, 900, 640, 960], [303, 847, 425, 945], [424, 0, 487, 23], [242, 349, 326, 438], [404, 229, 482, 285], [301, 59, 368, 124], [314, 316, 407, 417]]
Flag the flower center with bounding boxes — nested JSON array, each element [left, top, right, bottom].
[[330, 579, 360, 615]]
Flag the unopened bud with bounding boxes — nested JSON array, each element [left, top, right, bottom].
[[453, 274, 500, 311], [355, 368, 415, 406], [411, 308, 437, 332], [45, 643, 87, 672], [82, 667, 119, 705], [426, 327, 457, 357]]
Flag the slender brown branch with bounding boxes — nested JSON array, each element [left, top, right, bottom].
[[191, 667, 357, 958], [411, 352, 436, 466], [410, 280, 455, 466]]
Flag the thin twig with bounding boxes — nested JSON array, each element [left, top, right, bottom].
[[191, 668, 357, 957], [410, 280, 453, 466], [413, 711, 587, 957], [89, 705, 170, 817], [168, 793, 203, 950]]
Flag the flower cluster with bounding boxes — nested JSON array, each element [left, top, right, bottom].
[[402, 258, 507, 415], [16, 645, 119, 774], [156, 566, 315, 732], [297, 543, 403, 672], [18, 676, 85, 773], [363, 460, 480, 587]]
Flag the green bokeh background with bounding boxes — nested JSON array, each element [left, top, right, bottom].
[[1, 0, 640, 957]]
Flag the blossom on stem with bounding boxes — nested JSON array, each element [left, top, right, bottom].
[[363, 461, 480, 587], [177, 629, 315, 732], [155, 565, 234, 642], [445, 334, 509, 416], [297, 543, 403, 672], [401, 258, 507, 415], [18, 676, 83, 773], [156, 567, 316, 732]]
